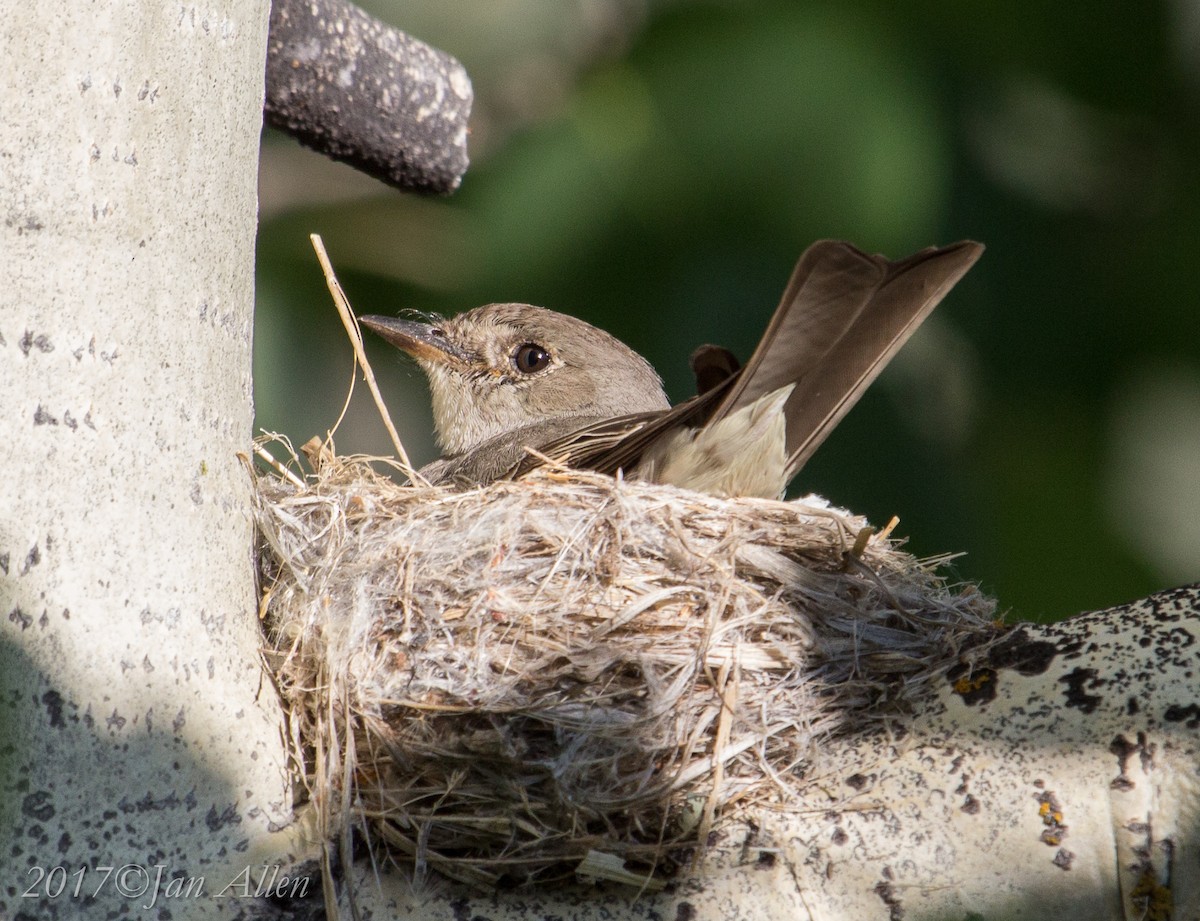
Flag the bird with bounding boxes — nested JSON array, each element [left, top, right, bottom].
[[360, 239, 983, 498]]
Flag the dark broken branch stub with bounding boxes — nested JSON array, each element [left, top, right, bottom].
[[265, 0, 472, 195]]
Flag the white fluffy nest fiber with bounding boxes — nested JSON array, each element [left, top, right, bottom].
[[253, 452, 997, 889]]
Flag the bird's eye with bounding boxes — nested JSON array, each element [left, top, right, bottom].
[[513, 343, 551, 374]]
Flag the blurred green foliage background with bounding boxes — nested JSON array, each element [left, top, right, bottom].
[[255, 0, 1200, 622]]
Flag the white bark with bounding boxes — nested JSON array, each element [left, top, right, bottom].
[[0, 3, 305, 917], [342, 584, 1200, 919]]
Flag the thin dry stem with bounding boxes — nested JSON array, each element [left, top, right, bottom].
[[309, 233, 422, 483]]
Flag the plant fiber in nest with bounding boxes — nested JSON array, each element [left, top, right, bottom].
[[253, 454, 998, 889]]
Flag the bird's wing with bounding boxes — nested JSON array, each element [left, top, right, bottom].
[[706, 240, 984, 481], [541, 349, 744, 477], [427, 416, 610, 485], [507, 397, 718, 479], [689, 344, 741, 396]]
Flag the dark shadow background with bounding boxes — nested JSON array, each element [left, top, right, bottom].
[[254, 0, 1200, 623]]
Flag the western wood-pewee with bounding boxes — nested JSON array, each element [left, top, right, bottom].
[[361, 239, 983, 498]]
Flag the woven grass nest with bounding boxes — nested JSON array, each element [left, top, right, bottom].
[[253, 446, 998, 890]]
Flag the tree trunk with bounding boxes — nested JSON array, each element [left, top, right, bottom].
[[0, 3, 304, 917]]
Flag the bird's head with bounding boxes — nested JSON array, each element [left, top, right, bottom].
[[361, 303, 670, 456]]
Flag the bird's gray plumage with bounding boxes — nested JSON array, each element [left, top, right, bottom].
[[361, 239, 984, 497]]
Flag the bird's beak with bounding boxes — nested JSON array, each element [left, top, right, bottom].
[[359, 315, 474, 366]]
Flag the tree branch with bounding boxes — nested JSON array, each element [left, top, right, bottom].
[[265, 0, 472, 194]]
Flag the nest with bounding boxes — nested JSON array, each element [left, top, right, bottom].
[[253, 449, 998, 890]]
